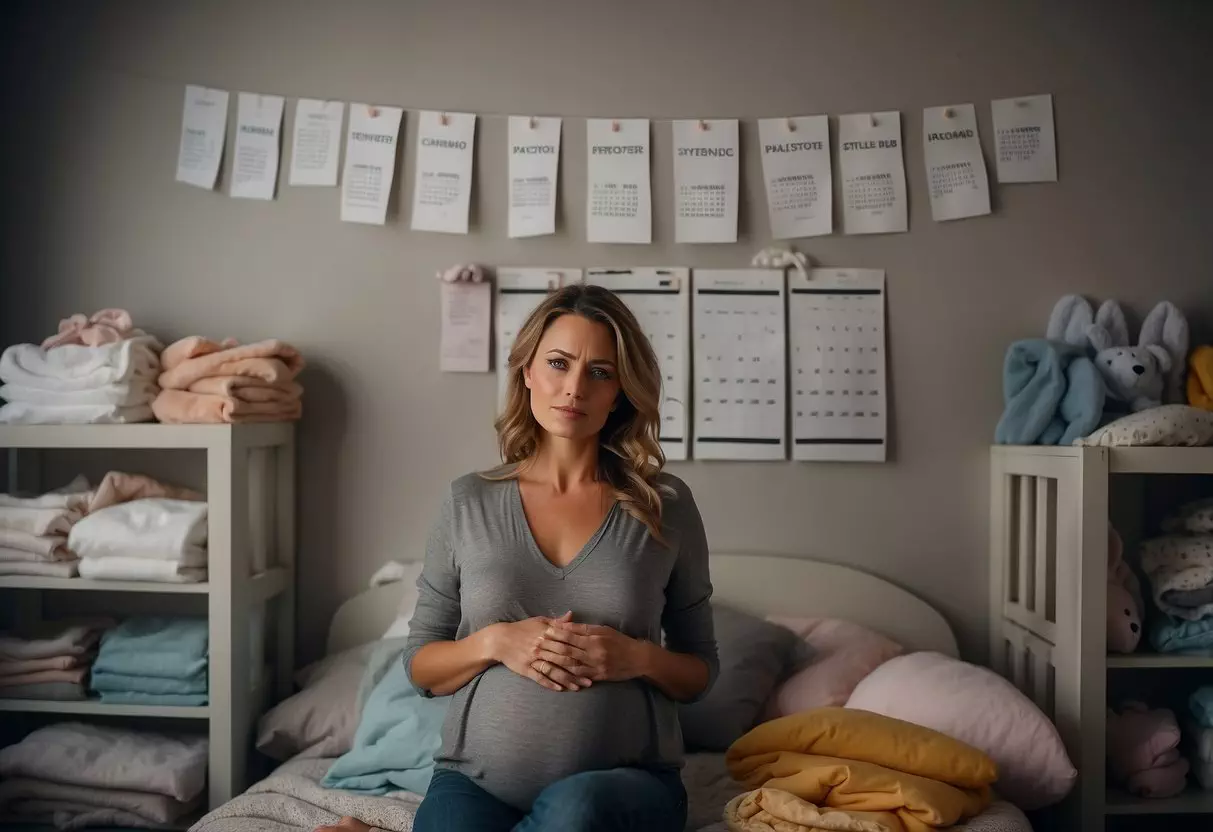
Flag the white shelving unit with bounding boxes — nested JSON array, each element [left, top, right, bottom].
[[990, 445, 1213, 830], [0, 423, 296, 812]]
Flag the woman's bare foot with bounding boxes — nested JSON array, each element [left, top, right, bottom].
[[313, 816, 372, 832]]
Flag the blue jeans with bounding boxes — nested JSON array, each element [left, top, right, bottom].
[[413, 766, 688, 832]]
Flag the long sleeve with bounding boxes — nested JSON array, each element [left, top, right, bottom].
[[660, 478, 719, 704], [401, 491, 462, 697]]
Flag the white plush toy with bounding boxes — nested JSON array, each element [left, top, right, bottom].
[[1087, 300, 1187, 412]]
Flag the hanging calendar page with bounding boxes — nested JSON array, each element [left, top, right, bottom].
[[991, 94, 1057, 183], [494, 268, 583, 409], [692, 269, 787, 461], [788, 269, 887, 462], [587, 268, 690, 461], [838, 111, 908, 235], [923, 104, 991, 221]]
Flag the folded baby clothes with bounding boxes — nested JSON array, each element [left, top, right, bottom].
[[152, 388, 302, 424], [0, 379, 159, 408], [0, 654, 91, 677], [40, 308, 141, 349], [0, 722, 208, 802], [93, 617, 208, 680], [1150, 617, 1213, 655], [0, 336, 161, 392], [68, 498, 207, 563], [1141, 535, 1213, 620], [1107, 701, 1185, 797], [0, 620, 111, 661], [0, 559, 79, 577], [78, 557, 204, 583], [0, 667, 88, 688], [85, 471, 203, 514], [0, 400, 154, 424], [91, 668, 207, 697], [158, 336, 304, 390], [0, 528, 71, 560], [96, 690, 209, 707], [0, 777, 200, 828], [189, 375, 302, 403], [0, 681, 87, 701], [0, 489, 86, 535]]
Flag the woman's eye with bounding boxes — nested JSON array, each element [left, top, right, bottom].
[[591, 368, 613, 380], [547, 359, 566, 370]]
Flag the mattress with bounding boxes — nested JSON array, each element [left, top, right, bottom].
[[191, 754, 1034, 832]]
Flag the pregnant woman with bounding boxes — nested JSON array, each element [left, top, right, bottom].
[[320, 283, 718, 832]]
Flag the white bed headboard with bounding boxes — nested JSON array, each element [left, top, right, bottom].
[[326, 552, 959, 659]]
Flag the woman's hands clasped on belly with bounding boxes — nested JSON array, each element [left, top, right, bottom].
[[536, 618, 648, 684], [484, 611, 594, 692]]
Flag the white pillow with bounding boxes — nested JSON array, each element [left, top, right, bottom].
[[378, 560, 424, 640], [845, 651, 1076, 811], [1075, 404, 1213, 447]]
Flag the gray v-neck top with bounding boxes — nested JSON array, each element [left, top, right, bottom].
[[401, 470, 719, 810]]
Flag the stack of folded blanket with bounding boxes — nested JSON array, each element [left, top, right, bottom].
[[1107, 701, 1188, 798], [0, 309, 162, 424], [994, 338, 1105, 446], [91, 617, 209, 706], [69, 495, 208, 583], [0, 475, 91, 578], [723, 707, 996, 831], [0, 721, 207, 829], [1142, 499, 1213, 642], [1187, 687, 1213, 789], [152, 336, 304, 424], [0, 619, 113, 701]]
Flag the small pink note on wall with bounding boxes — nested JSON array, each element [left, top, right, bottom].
[[440, 281, 492, 373]]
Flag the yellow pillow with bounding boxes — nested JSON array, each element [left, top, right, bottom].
[[726, 706, 998, 790]]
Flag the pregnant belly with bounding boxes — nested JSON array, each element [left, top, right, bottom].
[[445, 664, 659, 809]]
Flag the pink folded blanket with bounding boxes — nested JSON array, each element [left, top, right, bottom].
[[87, 471, 203, 513], [1107, 701, 1183, 786], [188, 376, 302, 404], [158, 337, 304, 390], [0, 667, 89, 688], [1126, 756, 1189, 799], [152, 389, 302, 424], [0, 654, 93, 677], [41, 309, 138, 349]]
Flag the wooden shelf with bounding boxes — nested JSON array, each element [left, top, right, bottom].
[[0, 698, 209, 718], [1108, 447, 1213, 475], [1106, 787, 1213, 814], [0, 567, 290, 600], [0, 575, 210, 593], [0, 422, 292, 450], [1108, 653, 1213, 669]]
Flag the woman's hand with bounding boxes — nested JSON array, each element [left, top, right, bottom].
[[486, 612, 593, 692], [538, 620, 649, 683], [313, 817, 371, 832]]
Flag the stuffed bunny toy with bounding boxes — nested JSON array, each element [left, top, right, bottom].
[[1050, 296, 1190, 412], [1107, 523, 1144, 654]]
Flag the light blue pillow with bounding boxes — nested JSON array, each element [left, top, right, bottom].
[[321, 640, 449, 796]]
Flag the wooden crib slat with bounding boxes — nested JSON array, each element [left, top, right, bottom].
[[1018, 476, 1036, 614], [1035, 476, 1054, 625]]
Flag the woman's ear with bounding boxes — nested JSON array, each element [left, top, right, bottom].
[[522, 364, 532, 389]]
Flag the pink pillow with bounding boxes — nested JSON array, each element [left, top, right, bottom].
[[761, 616, 904, 719], [845, 651, 1076, 811]]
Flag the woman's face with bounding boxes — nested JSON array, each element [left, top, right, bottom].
[[524, 313, 622, 443]]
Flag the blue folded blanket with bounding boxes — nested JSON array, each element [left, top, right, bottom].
[[1150, 616, 1213, 655], [93, 617, 208, 680], [321, 639, 449, 796], [91, 668, 208, 696], [995, 338, 1105, 446], [97, 691, 209, 706]]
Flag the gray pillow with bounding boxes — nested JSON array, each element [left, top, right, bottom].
[[677, 604, 806, 751]]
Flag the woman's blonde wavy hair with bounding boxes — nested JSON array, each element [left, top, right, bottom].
[[482, 283, 672, 543]]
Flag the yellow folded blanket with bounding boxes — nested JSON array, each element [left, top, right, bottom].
[[1188, 346, 1213, 411], [726, 788, 897, 832], [726, 708, 996, 832]]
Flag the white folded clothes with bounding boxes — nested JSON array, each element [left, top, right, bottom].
[[78, 557, 205, 583], [0, 337, 161, 391], [0, 559, 78, 578], [0, 529, 70, 560], [0, 401, 154, 424], [68, 499, 207, 563], [0, 379, 159, 407], [0, 505, 83, 536], [0, 477, 91, 510]]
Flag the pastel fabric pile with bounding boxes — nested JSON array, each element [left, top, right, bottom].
[[70, 497, 209, 583], [1188, 687, 1213, 789], [994, 339, 1105, 446], [1106, 701, 1188, 799], [0, 619, 113, 701], [0, 721, 206, 829], [0, 476, 91, 578], [1141, 499, 1213, 633], [152, 336, 304, 424], [91, 617, 209, 706], [0, 309, 162, 424]]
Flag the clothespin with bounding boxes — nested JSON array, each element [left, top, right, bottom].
[[869, 114, 878, 127], [698, 119, 709, 131], [529, 115, 538, 129], [944, 107, 955, 119], [786, 117, 797, 133], [367, 105, 379, 118], [439, 112, 450, 126], [611, 119, 621, 133]]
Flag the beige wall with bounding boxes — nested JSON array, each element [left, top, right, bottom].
[[2, 0, 1211, 663]]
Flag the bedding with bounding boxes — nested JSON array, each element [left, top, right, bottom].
[[1140, 534, 1213, 620]]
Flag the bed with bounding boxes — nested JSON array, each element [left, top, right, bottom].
[[191, 553, 1031, 832]]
